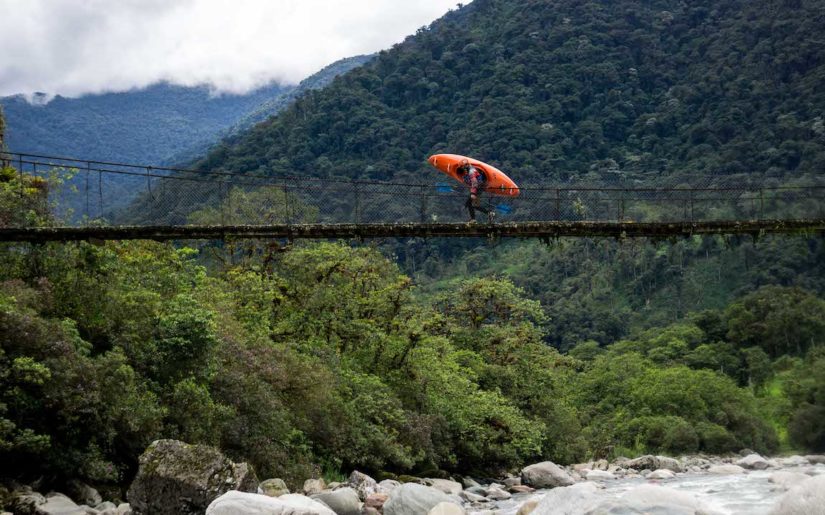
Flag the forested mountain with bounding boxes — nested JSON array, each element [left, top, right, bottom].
[[192, 0, 824, 183]]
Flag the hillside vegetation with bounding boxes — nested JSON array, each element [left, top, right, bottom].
[[192, 0, 825, 184]]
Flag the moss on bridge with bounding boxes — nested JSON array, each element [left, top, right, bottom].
[[1, 220, 824, 243]]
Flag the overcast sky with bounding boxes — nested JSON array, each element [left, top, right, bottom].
[[0, 0, 462, 98]]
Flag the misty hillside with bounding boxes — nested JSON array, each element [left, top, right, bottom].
[[1, 82, 289, 165], [0, 54, 370, 166], [192, 0, 825, 184]]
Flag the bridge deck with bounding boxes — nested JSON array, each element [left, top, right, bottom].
[[1, 219, 824, 242]]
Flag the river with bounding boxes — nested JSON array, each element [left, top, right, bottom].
[[477, 463, 825, 515]]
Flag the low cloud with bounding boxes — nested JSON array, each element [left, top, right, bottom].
[[0, 0, 460, 97]]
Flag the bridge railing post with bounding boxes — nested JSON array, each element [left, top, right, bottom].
[[759, 188, 764, 220], [554, 188, 560, 221], [354, 181, 361, 224], [419, 185, 427, 223]]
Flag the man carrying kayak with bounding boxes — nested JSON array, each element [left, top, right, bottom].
[[457, 158, 495, 223]]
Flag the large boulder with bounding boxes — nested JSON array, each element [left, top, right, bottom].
[[382, 483, 458, 515], [206, 491, 335, 515], [311, 487, 361, 515], [625, 455, 682, 473], [769, 475, 825, 515], [127, 439, 257, 515], [736, 453, 770, 470], [303, 479, 326, 496], [655, 456, 683, 473], [10, 488, 46, 514], [347, 471, 377, 501], [521, 461, 575, 488]]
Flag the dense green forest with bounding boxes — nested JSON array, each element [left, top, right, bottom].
[[188, 0, 824, 185], [2, 164, 825, 494]]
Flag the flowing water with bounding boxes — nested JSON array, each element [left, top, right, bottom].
[[479, 464, 825, 515]]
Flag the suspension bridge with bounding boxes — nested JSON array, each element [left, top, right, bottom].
[[1, 151, 824, 242]]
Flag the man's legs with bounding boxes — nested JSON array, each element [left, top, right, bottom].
[[465, 195, 476, 221]]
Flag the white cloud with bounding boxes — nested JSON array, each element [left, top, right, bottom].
[[0, 0, 462, 97]]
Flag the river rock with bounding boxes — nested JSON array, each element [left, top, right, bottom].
[[259, 479, 290, 497], [364, 493, 389, 511], [502, 476, 521, 487], [804, 455, 825, 465], [206, 491, 335, 515], [656, 456, 683, 472], [423, 479, 462, 496], [586, 470, 616, 481], [311, 487, 360, 515], [769, 471, 811, 490], [10, 488, 46, 514], [116, 503, 131, 515], [508, 485, 535, 494], [516, 499, 539, 515], [33, 493, 88, 515], [460, 491, 488, 503], [778, 455, 809, 467], [625, 455, 682, 473], [521, 461, 575, 488], [303, 479, 326, 496], [769, 475, 825, 515], [646, 469, 676, 480], [625, 455, 658, 471], [348, 471, 377, 501], [427, 502, 465, 515], [96, 501, 117, 514], [461, 477, 481, 489], [616, 484, 721, 514], [382, 483, 458, 515], [127, 439, 257, 515], [708, 464, 746, 475], [736, 453, 770, 470], [532, 482, 602, 514], [465, 486, 488, 496], [66, 481, 102, 508], [485, 486, 511, 500], [377, 479, 401, 494]]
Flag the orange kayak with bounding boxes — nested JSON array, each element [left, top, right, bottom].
[[427, 154, 519, 197]]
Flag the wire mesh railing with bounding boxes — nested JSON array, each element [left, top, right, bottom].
[[2, 151, 825, 229]]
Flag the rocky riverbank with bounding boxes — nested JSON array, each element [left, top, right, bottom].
[[4, 441, 824, 515]]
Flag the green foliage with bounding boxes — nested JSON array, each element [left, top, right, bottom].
[[2, 236, 822, 487], [725, 286, 825, 357], [783, 349, 825, 452]]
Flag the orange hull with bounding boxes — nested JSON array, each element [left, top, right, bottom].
[[427, 154, 519, 197]]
